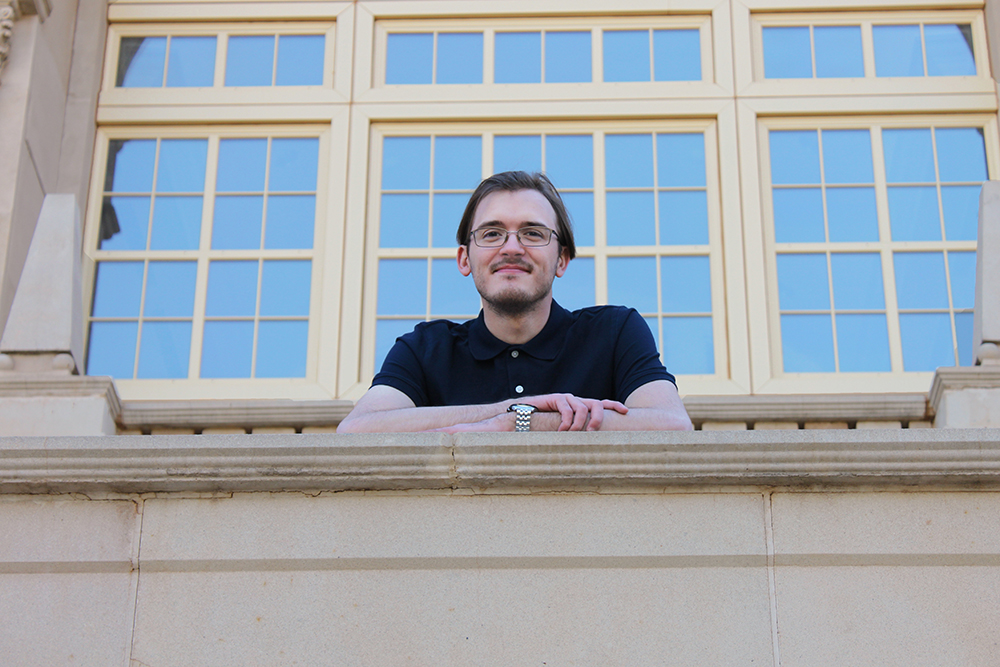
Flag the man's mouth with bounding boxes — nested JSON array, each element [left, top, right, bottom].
[[492, 261, 531, 274]]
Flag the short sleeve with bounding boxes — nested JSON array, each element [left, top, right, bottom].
[[371, 333, 429, 407], [613, 308, 676, 400]]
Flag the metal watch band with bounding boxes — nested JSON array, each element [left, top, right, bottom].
[[507, 404, 537, 432]]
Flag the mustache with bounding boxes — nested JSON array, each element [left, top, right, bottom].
[[490, 259, 532, 273]]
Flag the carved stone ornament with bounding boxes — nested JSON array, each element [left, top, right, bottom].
[[0, 0, 51, 84]]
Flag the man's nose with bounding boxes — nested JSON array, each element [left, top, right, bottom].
[[499, 230, 525, 253]]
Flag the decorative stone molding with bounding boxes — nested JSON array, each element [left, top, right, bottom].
[[2, 429, 999, 494], [683, 392, 929, 425], [0, 0, 50, 82], [119, 398, 354, 431], [975, 182, 1000, 364]]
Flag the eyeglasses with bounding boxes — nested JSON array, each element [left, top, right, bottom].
[[469, 227, 559, 248]]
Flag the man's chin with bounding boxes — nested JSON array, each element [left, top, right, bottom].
[[482, 289, 547, 318]]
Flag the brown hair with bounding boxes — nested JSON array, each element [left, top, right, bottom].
[[455, 171, 576, 260]]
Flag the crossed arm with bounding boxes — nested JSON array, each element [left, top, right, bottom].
[[336, 380, 693, 433]]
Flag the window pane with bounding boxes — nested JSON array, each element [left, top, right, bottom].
[[494, 135, 541, 173], [545, 31, 591, 83], [106, 139, 156, 192], [653, 29, 700, 81], [830, 253, 884, 310], [894, 252, 949, 309], [256, 321, 308, 377], [430, 258, 480, 317], [777, 253, 829, 310], [955, 312, 974, 366], [87, 322, 138, 377], [201, 321, 254, 378], [265, 195, 315, 249], [773, 188, 824, 243], [762, 27, 811, 78], [166, 36, 215, 87], [260, 260, 311, 317], [663, 317, 714, 374], [494, 32, 541, 83], [659, 191, 708, 245], [383, 137, 431, 190], [608, 257, 656, 312], [874, 25, 924, 76], [546, 135, 593, 189], [924, 24, 975, 76], [836, 314, 891, 372], [661, 256, 711, 312], [212, 195, 263, 250], [899, 313, 954, 370], [941, 185, 980, 241], [657, 133, 705, 187], [380, 193, 429, 248], [386, 33, 433, 84], [948, 251, 976, 310], [432, 193, 467, 247], [150, 196, 202, 250], [887, 186, 941, 241], [781, 314, 835, 372], [137, 321, 191, 379], [92, 262, 144, 318], [434, 136, 482, 190], [144, 261, 197, 317], [217, 138, 267, 192], [827, 187, 879, 242], [561, 192, 594, 247], [936, 128, 987, 182], [206, 260, 259, 317], [269, 138, 319, 192], [552, 257, 594, 311], [100, 197, 150, 250], [603, 30, 649, 82], [814, 26, 863, 78], [437, 33, 483, 84], [606, 192, 655, 246], [769, 130, 820, 185], [375, 319, 421, 372], [377, 259, 426, 316], [822, 129, 873, 184], [226, 35, 275, 86], [276, 35, 324, 85], [605, 134, 653, 188], [882, 128, 935, 182], [156, 139, 208, 192], [118, 37, 165, 87]]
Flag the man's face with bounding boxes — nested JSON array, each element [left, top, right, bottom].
[[457, 189, 569, 317]]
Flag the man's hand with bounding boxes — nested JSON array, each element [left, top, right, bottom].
[[523, 393, 629, 431]]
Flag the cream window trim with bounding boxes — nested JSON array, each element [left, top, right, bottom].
[[83, 125, 337, 401], [748, 10, 990, 89], [108, 1, 352, 23], [739, 0, 984, 10], [343, 118, 749, 399], [746, 113, 998, 395]]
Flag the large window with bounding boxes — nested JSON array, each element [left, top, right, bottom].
[[369, 123, 724, 379]]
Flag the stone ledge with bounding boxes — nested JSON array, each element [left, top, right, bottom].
[[0, 374, 121, 415], [119, 398, 354, 430], [2, 429, 999, 494], [684, 393, 929, 424], [929, 366, 1000, 413]]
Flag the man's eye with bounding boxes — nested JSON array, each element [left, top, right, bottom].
[[480, 229, 504, 240], [521, 229, 546, 240]]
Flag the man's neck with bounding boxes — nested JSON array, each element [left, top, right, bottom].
[[482, 296, 553, 345]]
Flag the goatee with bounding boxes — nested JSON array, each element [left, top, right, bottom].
[[482, 289, 544, 317]]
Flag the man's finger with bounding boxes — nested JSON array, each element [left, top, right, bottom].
[[602, 399, 629, 415], [587, 403, 604, 431]]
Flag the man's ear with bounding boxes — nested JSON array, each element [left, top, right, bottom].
[[554, 247, 570, 278], [457, 245, 472, 276]]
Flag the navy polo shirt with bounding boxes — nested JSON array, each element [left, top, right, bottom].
[[372, 301, 675, 407]]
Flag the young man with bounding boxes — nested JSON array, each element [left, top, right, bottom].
[[338, 171, 693, 433]]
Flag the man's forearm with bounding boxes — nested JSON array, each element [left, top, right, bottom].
[[337, 400, 515, 433]]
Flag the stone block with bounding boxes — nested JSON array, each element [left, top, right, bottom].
[[753, 421, 799, 430], [250, 426, 297, 434], [935, 387, 1000, 428], [0, 395, 115, 435], [700, 421, 748, 430], [803, 421, 849, 429], [301, 425, 338, 433], [855, 420, 902, 429]]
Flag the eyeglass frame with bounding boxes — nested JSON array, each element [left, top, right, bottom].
[[468, 226, 561, 248]]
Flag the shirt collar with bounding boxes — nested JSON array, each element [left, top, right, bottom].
[[467, 301, 571, 361]]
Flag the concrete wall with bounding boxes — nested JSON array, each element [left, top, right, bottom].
[[3, 430, 1000, 667]]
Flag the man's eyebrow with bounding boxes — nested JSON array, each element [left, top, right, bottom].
[[475, 220, 548, 229]]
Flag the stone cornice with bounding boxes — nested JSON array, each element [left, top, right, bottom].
[[119, 399, 355, 430], [682, 392, 929, 423], [929, 366, 1000, 413], [0, 374, 121, 416], [2, 429, 999, 494]]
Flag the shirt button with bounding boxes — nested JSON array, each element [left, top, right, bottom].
[[511, 350, 519, 358], [515, 385, 524, 393]]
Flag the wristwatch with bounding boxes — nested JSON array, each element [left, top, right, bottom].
[[507, 403, 538, 432]]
